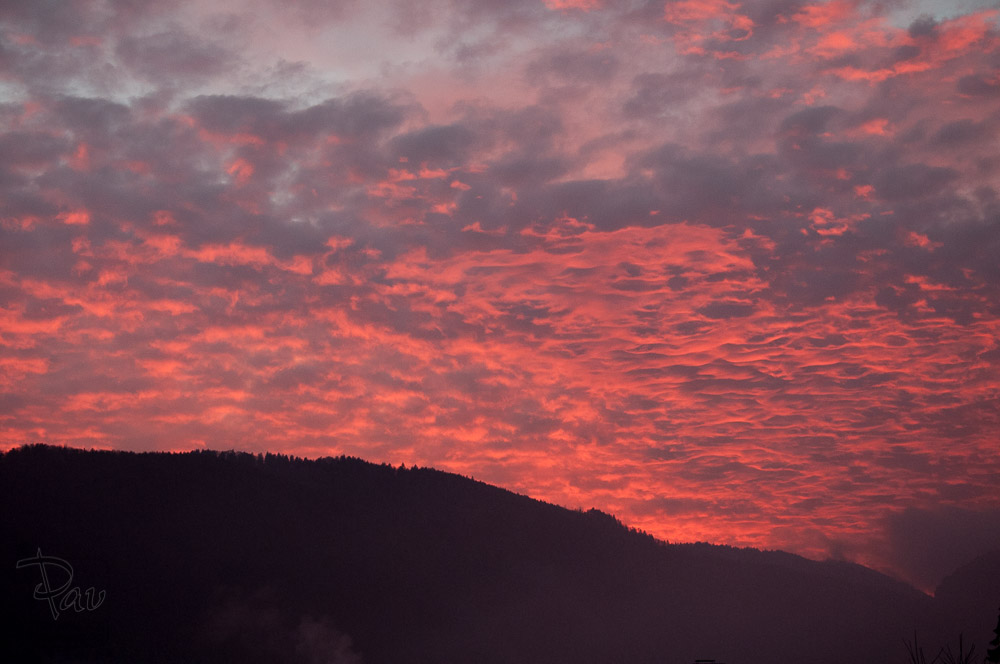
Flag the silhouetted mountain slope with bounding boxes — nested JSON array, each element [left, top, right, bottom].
[[930, 550, 1000, 657], [0, 445, 946, 663]]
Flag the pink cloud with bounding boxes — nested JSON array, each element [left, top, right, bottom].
[[1, 0, 999, 590]]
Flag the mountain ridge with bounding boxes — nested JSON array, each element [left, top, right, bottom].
[[2, 444, 992, 663]]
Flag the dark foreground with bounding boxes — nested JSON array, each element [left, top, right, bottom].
[[2, 445, 997, 663]]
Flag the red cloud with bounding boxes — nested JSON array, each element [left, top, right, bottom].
[[1, 0, 999, 591]]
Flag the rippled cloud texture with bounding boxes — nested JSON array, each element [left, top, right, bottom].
[[2, 0, 999, 590]]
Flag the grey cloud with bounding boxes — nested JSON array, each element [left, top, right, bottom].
[[275, 0, 360, 24], [0, 224, 84, 283], [187, 92, 412, 143], [489, 154, 568, 186], [932, 119, 983, 145], [448, 0, 547, 27], [697, 301, 756, 319], [0, 0, 187, 95], [294, 93, 416, 141], [0, 131, 70, 166], [389, 124, 478, 167], [907, 15, 938, 38], [186, 95, 288, 135], [525, 47, 619, 84], [116, 28, 236, 82], [957, 73, 1000, 97], [779, 106, 843, 136], [875, 164, 959, 201], [891, 44, 922, 62], [0, 0, 94, 44], [882, 507, 1000, 593], [486, 104, 564, 148], [508, 177, 661, 231], [267, 364, 328, 390], [702, 95, 788, 144], [622, 71, 705, 119], [52, 96, 131, 135], [631, 143, 782, 223]]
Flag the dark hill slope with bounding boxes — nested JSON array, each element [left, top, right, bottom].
[[930, 550, 1000, 656], [2, 445, 930, 663]]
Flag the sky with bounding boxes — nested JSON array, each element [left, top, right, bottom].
[[1, 0, 999, 594]]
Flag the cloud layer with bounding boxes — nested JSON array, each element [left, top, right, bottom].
[[2, 0, 999, 590]]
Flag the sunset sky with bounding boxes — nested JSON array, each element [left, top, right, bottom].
[[2, 0, 999, 593]]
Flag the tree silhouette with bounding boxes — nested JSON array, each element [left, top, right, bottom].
[[987, 606, 1000, 664], [0, 444, 944, 664], [939, 634, 976, 664], [904, 632, 939, 664]]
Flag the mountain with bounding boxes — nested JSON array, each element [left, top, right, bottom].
[[930, 550, 1000, 660], [0, 444, 972, 663]]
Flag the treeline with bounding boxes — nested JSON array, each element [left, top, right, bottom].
[[0, 445, 990, 664]]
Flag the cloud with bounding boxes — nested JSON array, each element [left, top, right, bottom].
[[524, 45, 619, 84], [957, 72, 1000, 96], [881, 507, 1000, 593], [116, 28, 236, 82], [1, 0, 999, 589]]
